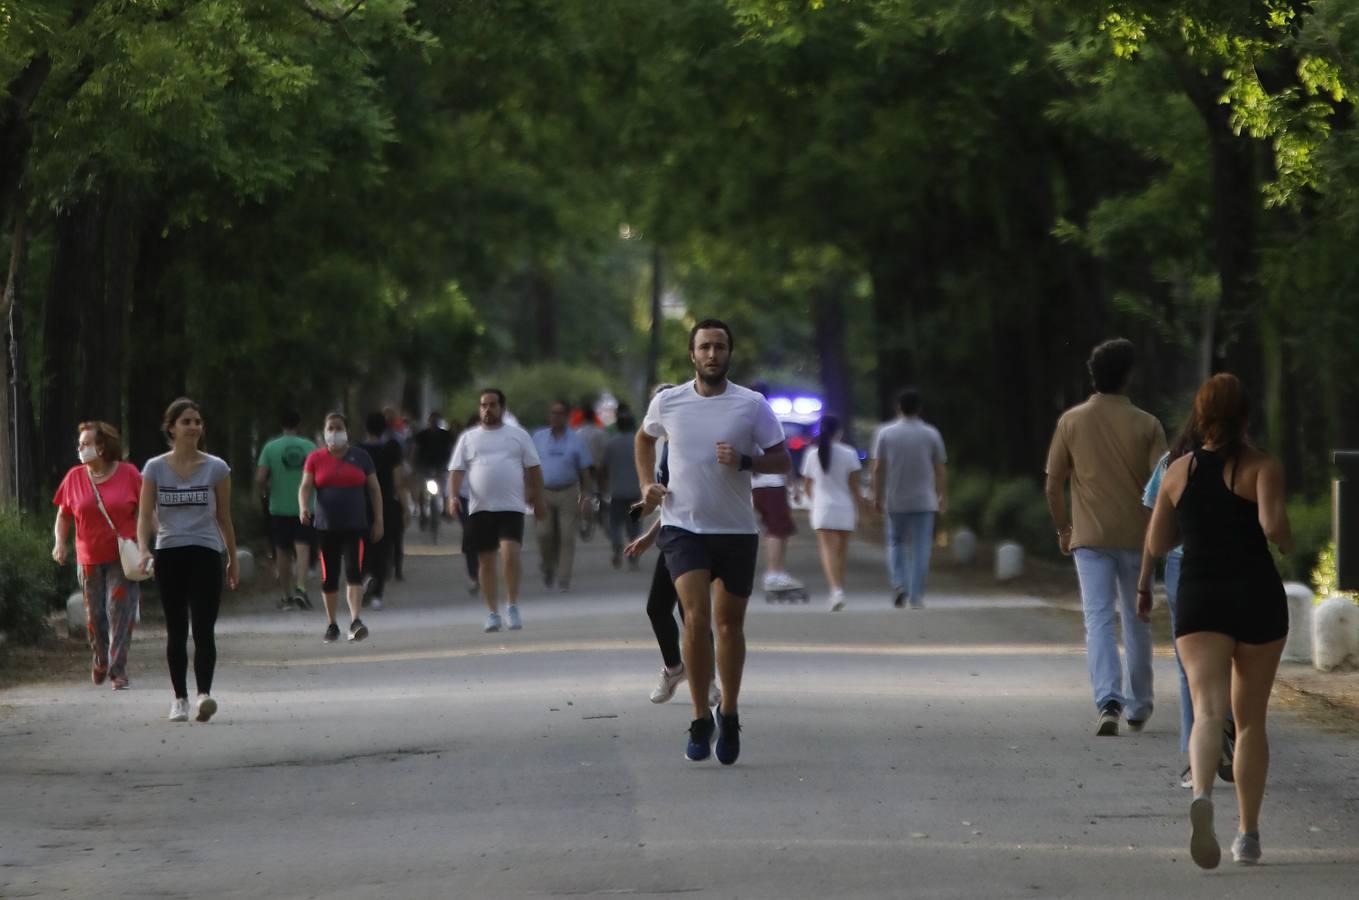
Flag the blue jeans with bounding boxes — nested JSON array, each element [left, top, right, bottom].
[[1073, 548, 1154, 721], [1163, 553, 1193, 753], [886, 512, 935, 602]]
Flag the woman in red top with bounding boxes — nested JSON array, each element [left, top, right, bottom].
[[52, 421, 144, 690]]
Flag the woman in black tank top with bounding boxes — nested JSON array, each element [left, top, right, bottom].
[[1143, 374, 1294, 869]]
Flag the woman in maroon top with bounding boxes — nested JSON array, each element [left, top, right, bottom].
[[52, 421, 143, 690], [299, 413, 384, 644]]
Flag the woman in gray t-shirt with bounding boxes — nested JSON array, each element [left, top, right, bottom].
[[137, 397, 238, 725]]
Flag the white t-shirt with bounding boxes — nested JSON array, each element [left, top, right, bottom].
[[800, 442, 862, 524], [642, 381, 785, 534], [448, 424, 542, 514]]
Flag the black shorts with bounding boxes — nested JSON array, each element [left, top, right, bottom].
[[319, 530, 366, 593], [466, 511, 525, 554], [657, 526, 760, 599], [269, 515, 315, 552]]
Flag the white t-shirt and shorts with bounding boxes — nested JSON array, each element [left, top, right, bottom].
[[800, 442, 862, 531], [449, 425, 542, 553], [642, 381, 786, 598]]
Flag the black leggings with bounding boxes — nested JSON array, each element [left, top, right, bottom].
[[319, 530, 366, 593], [362, 502, 402, 598], [155, 546, 224, 700], [646, 554, 685, 669]]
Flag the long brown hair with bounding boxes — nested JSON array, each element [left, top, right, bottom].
[[1193, 373, 1249, 458]]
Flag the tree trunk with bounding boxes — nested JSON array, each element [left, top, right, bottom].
[[867, 251, 918, 421], [0, 214, 27, 503], [90, 193, 138, 426], [647, 245, 662, 391], [1172, 55, 1263, 394], [523, 265, 558, 361], [41, 195, 106, 492], [811, 272, 854, 442], [126, 226, 181, 466]]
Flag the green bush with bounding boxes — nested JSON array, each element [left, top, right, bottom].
[[1275, 495, 1331, 583], [447, 363, 639, 433], [1311, 542, 1358, 603], [0, 507, 63, 645], [981, 477, 1053, 556], [948, 470, 993, 532]]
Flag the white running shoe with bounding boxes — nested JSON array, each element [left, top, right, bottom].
[[483, 612, 503, 633], [829, 589, 846, 612], [195, 694, 218, 723], [506, 605, 523, 630], [168, 698, 189, 722], [650, 666, 685, 703]]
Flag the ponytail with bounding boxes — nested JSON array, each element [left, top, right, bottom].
[[817, 414, 840, 473]]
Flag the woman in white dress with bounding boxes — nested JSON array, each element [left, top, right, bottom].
[[799, 414, 864, 611]]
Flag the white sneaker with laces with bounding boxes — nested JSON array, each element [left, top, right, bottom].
[[483, 612, 503, 633], [168, 698, 189, 722], [829, 589, 846, 612], [650, 665, 685, 703], [506, 605, 522, 630]]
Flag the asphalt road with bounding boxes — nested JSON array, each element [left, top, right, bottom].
[[3, 524, 1358, 899]]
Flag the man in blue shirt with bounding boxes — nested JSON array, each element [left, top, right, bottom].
[[532, 401, 593, 590]]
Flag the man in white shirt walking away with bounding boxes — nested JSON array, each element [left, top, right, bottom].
[[872, 388, 948, 609], [448, 388, 544, 633], [636, 319, 791, 765]]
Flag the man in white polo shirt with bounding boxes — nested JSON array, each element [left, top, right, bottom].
[[636, 318, 790, 765]]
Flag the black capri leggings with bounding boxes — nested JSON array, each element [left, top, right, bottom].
[[155, 545, 224, 700], [319, 530, 366, 593], [646, 553, 685, 670]]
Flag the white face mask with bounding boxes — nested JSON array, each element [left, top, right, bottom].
[[79, 446, 98, 464], [325, 430, 348, 449]]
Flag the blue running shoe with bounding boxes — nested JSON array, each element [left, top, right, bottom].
[[686, 713, 715, 762], [715, 710, 741, 765]]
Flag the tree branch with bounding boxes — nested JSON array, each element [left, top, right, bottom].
[[300, 0, 368, 23]]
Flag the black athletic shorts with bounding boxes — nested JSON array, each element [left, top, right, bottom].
[[319, 530, 365, 593], [657, 526, 760, 599], [269, 515, 315, 552], [466, 511, 526, 554]]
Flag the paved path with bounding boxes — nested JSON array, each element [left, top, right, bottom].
[[3, 525, 1358, 898]]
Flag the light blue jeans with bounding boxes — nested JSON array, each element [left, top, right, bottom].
[[886, 512, 935, 603], [1073, 547, 1154, 721], [1163, 553, 1193, 754]]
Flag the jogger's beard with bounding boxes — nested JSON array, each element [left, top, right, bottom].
[[697, 365, 729, 386]]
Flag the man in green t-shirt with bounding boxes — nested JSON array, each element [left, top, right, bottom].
[[255, 409, 316, 609]]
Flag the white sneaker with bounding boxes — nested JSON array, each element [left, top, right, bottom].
[[506, 605, 523, 630], [195, 694, 218, 723], [168, 698, 189, 722], [483, 612, 503, 633], [650, 665, 685, 703], [829, 589, 846, 612]]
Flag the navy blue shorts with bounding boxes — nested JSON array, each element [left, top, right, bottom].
[[657, 526, 760, 599]]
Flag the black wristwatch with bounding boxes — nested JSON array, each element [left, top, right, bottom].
[[739, 454, 754, 471]]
